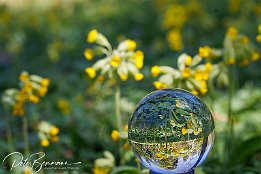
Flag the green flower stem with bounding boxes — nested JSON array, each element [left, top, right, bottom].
[[115, 84, 123, 131], [22, 116, 30, 157], [136, 159, 141, 173], [3, 110, 14, 153], [115, 83, 124, 164], [225, 64, 236, 166]]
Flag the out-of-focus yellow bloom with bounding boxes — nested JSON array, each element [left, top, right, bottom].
[[192, 90, 199, 96], [50, 126, 59, 136], [119, 74, 128, 81], [57, 99, 71, 114], [124, 125, 128, 132], [181, 68, 191, 78], [84, 48, 94, 61], [228, 57, 236, 64], [163, 4, 187, 29], [227, 27, 238, 40], [41, 78, 50, 87], [51, 136, 59, 142], [19, 71, 29, 82], [93, 166, 110, 174], [199, 46, 211, 58], [181, 127, 187, 135], [87, 29, 98, 43], [41, 139, 50, 147], [133, 50, 144, 69], [258, 24, 261, 33], [229, 0, 240, 13], [256, 35, 261, 43], [28, 95, 39, 104], [123, 142, 130, 150], [239, 59, 250, 66], [12, 103, 25, 116], [153, 81, 167, 89], [185, 56, 192, 66], [110, 55, 121, 67], [151, 66, 161, 77], [251, 52, 260, 61], [205, 63, 212, 72], [134, 73, 144, 81], [167, 29, 183, 51], [111, 130, 119, 142], [242, 36, 249, 44], [97, 75, 105, 82], [126, 39, 136, 51], [85, 67, 96, 78]]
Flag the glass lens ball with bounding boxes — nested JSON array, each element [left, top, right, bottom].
[[128, 89, 215, 174]]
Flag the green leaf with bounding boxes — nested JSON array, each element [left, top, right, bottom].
[[228, 135, 261, 167], [110, 166, 139, 174]]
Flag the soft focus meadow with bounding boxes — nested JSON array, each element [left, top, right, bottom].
[[0, 0, 261, 173]]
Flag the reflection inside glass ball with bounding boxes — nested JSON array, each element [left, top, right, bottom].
[[128, 89, 215, 174]]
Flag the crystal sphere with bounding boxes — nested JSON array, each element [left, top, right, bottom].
[[128, 89, 215, 174]]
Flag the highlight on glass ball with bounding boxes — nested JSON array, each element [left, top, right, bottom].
[[128, 89, 215, 174]]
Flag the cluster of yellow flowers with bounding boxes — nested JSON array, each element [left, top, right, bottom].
[[38, 121, 60, 147], [151, 54, 212, 95], [84, 29, 144, 82], [224, 27, 260, 66], [256, 24, 261, 43], [111, 125, 129, 150], [163, 3, 186, 51], [2, 71, 49, 116], [93, 151, 115, 174]]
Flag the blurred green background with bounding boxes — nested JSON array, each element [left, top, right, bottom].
[[0, 0, 261, 173]]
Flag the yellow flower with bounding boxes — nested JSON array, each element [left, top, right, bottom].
[[12, 103, 25, 116], [84, 48, 94, 61], [258, 24, 261, 33], [151, 66, 160, 77], [205, 62, 212, 72], [19, 71, 29, 82], [87, 29, 98, 43], [181, 68, 191, 78], [227, 27, 238, 40], [93, 166, 110, 174], [51, 136, 59, 142], [192, 90, 199, 96], [242, 36, 249, 44], [29, 95, 39, 104], [85, 67, 96, 78], [50, 126, 59, 136], [167, 29, 183, 51], [57, 99, 71, 114], [41, 78, 50, 87], [123, 142, 130, 150], [239, 59, 249, 66], [133, 50, 144, 69], [97, 75, 105, 82], [228, 57, 236, 64], [119, 74, 128, 81], [126, 39, 136, 51], [41, 139, 50, 147], [256, 35, 261, 43], [251, 52, 260, 62], [111, 130, 120, 142], [134, 73, 144, 81], [110, 55, 121, 67], [181, 127, 187, 135], [153, 81, 167, 89], [185, 56, 192, 66], [38, 87, 48, 97], [199, 46, 211, 58], [124, 125, 128, 132]]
